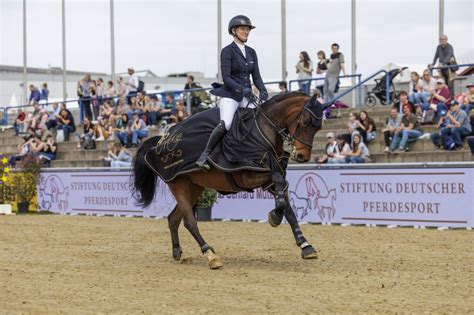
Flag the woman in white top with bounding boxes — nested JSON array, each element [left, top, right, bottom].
[[418, 69, 437, 106], [344, 134, 370, 163], [296, 51, 313, 95]]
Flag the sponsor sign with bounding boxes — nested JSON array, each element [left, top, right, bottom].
[[38, 166, 474, 228]]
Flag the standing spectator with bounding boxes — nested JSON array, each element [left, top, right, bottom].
[[39, 83, 49, 105], [324, 43, 346, 103], [390, 104, 423, 152], [55, 108, 76, 141], [75, 116, 95, 150], [344, 134, 370, 163], [97, 78, 105, 105], [429, 34, 455, 90], [461, 83, 474, 114], [278, 81, 288, 95], [79, 74, 93, 122], [28, 84, 41, 105], [117, 77, 128, 100], [295, 51, 313, 95], [90, 85, 100, 120], [126, 67, 139, 104], [328, 134, 351, 164], [408, 72, 422, 105], [315, 50, 328, 98], [106, 80, 116, 102], [358, 110, 377, 143], [382, 107, 402, 153]]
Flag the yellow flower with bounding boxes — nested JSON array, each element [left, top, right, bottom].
[[1, 157, 7, 164], [1, 176, 7, 182]]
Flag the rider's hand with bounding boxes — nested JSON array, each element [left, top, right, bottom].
[[243, 87, 253, 99], [260, 91, 269, 101]]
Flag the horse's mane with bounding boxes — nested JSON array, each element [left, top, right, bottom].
[[261, 91, 309, 109]]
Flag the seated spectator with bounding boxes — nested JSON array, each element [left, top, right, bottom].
[[316, 132, 338, 163], [101, 101, 116, 123], [346, 111, 365, 143], [145, 97, 163, 126], [37, 134, 57, 165], [344, 134, 370, 163], [468, 136, 474, 155], [408, 72, 423, 105], [421, 79, 451, 118], [397, 91, 415, 114], [278, 81, 288, 95], [358, 110, 377, 142], [14, 108, 26, 135], [75, 116, 95, 150], [55, 107, 76, 141], [461, 83, 474, 114], [430, 109, 451, 149], [389, 104, 423, 152], [114, 113, 129, 139], [382, 107, 402, 153], [129, 113, 148, 148], [127, 97, 143, 120], [24, 102, 42, 131], [115, 97, 128, 116], [8, 135, 31, 167], [110, 143, 132, 168], [28, 84, 41, 105], [436, 101, 472, 150], [328, 134, 351, 164], [419, 69, 437, 100], [94, 117, 112, 141], [170, 101, 188, 124]]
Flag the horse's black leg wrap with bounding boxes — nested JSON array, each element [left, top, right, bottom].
[[268, 172, 287, 227], [201, 244, 215, 254], [196, 120, 227, 171], [172, 247, 183, 261]]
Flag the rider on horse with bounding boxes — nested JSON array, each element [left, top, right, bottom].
[[195, 15, 287, 211]]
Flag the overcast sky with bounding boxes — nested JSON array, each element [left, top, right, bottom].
[[1, 0, 473, 81]]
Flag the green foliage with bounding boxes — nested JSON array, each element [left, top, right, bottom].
[[196, 189, 218, 208], [11, 155, 42, 203]]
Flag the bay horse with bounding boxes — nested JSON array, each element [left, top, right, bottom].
[[133, 92, 328, 269]]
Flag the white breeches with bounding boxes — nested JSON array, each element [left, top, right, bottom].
[[218, 97, 253, 130]]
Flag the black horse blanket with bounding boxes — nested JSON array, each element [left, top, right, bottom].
[[144, 108, 288, 183]]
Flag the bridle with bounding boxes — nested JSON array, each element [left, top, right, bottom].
[[253, 96, 323, 150]]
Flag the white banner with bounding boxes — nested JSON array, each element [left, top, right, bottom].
[[38, 166, 474, 228]]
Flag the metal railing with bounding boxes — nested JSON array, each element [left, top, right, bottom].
[[288, 74, 363, 106]]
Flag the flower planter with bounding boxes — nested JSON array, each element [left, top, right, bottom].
[[196, 207, 212, 221], [17, 201, 29, 214]]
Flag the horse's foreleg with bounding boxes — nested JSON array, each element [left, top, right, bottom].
[[268, 173, 287, 227], [167, 206, 183, 261], [283, 198, 318, 260]]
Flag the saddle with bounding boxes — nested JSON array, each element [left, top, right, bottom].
[[144, 107, 289, 188]]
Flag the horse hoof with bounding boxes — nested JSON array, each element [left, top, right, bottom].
[[172, 247, 183, 261], [301, 245, 318, 260], [268, 210, 283, 227], [208, 257, 224, 269]]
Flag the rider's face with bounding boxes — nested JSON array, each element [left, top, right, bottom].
[[234, 26, 250, 42]]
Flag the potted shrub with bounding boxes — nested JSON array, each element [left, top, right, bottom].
[[195, 189, 218, 221], [12, 155, 42, 213], [0, 155, 13, 214]]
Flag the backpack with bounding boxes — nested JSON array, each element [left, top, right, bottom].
[[421, 109, 436, 125], [83, 137, 96, 150], [444, 135, 456, 150], [137, 80, 145, 92]]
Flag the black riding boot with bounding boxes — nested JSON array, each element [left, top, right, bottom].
[[196, 120, 227, 171]]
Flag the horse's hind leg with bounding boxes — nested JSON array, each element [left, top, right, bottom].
[[283, 195, 318, 260], [167, 206, 183, 261], [169, 179, 223, 269]]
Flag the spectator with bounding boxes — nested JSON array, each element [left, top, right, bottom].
[[14, 108, 26, 135], [97, 77, 105, 105], [115, 97, 127, 116], [8, 135, 31, 167], [37, 134, 57, 165], [346, 111, 364, 143], [328, 134, 351, 164], [427, 79, 451, 118], [114, 113, 130, 141], [110, 143, 132, 168], [382, 107, 402, 153], [408, 72, 422, 105], [127, 97, 143, 120], [324, 43, 346, 103], [419, 69, 437, 99], [124, 113, 148, 148], [316, 132, 338, 163], [295, 51, 313, 95], [461, 83, 474, 114], [440, 101, 472, 149], [430, 34, 455, 90], [170, 101, 188, 124], [39, 83, 49, 105], [430, 109, 451, 149], [117, 77, 128, 100], [28, 85, 41, 105], [79, 74, 93, 122], [315, 50, 328, 98], [126, 67, 139, 104], [184, 74, 195, 90], [106, 80, 116, 101], [90, 85, 100, 120], [358, 110, 377, 143], [397, 91, 415, 114], [75, 116, 95, 150], [344, 134, 370, 163], [389, 104, 423, 153], [101, 100, 115, 123], [55, 107, 76, 141], [278, 81, 288, 95], [94, 117, 111, 141], [468, 136, 474, 155]]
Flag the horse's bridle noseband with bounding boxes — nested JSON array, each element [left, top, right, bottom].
[[254, 97, 323, 150]]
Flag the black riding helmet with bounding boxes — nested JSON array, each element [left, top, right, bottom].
[[228, 15, 255, 35]]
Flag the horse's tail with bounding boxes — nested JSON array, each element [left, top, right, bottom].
[[132, 137, 158, 208]]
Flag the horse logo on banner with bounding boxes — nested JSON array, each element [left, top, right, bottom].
[[289, 172, 337, 222], [38, 174, 70, 212]]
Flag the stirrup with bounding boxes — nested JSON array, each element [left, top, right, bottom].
[[196, 154, 211, 171]]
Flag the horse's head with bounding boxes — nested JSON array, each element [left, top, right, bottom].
[[286, 94, 325, 162]]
